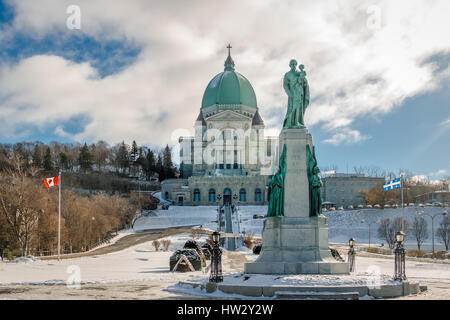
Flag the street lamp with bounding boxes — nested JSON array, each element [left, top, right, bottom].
[[89, 216, 96, 249], [209, 231, 223, 283], [360, 220, 381, 248], [394, 231, 406, 281], [348, 238, 356, 272], [418, 211, 447, 254]]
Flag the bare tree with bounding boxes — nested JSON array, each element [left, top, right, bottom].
[[353, 165, 367, 175], [437, 216, 449, 251], [412, 216, 429, 250], [392, 217, 410, 237], [378, 219, 396, 249], [377, 217, 410, 249], [0, 153, 46, 256]]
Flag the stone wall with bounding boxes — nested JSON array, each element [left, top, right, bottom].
[[187, 175, 268, 206]]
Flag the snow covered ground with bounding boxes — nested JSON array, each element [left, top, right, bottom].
[[0, 233, 209, 286], [133, 206, 218, 231], [135, 205, 448, 250], [0, 230, 449, 299], [1, 204, 448, 299]]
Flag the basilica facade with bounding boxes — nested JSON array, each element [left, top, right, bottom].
[[162, 48, 278, 206]]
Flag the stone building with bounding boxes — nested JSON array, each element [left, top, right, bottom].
[[414, 190, 450, 205], [321, 173, 385, 208], [163, 47, 278, 206]]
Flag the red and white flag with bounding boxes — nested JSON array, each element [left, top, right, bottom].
[[43, 176, 59, 189]]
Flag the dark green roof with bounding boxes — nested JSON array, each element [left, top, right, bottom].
[[201, 55, 257, 109]]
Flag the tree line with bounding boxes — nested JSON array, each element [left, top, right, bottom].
[[377, 216, 449, 252], [0, 140, 178, 182], [0, 152, 140, 257]]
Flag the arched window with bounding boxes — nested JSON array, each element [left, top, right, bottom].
[[224, 188, 232, 196], [255, 188, 262, 202], [193, 189, 201, 202], [209, 189, 216, 203], [240, 188, 247, 202]]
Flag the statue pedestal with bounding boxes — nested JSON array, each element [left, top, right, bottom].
[[245, 128, 348, 274]]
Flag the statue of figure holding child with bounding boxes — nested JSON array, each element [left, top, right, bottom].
[[283, 59, 310, 129]]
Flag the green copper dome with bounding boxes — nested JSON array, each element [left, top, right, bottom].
[[201, 50, 257, 109]]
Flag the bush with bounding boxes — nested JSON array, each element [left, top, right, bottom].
[[406, 250, 428, 258], [6, 249, 13, 261], [406, 250, 448, 260], [252, 244, 262, 255], [243, 233, 254, 250], [190, 229, 201, 239], [431, 251, 449, 260], [169, 249, 202, 271], [365, 247, 393, 255], [201, 248, 211, 260], [161, 239, 171, 251], [152, 240, 161, 251], [184, 239, 199, 250], [201, 242, 212, 260]]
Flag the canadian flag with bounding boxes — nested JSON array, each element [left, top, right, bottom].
[[43, 176, 59, 189]]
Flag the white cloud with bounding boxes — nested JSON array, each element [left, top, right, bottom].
[[0, 0, 449, 146], [323, 128, 370, 145], [441, 117, 450, 127]]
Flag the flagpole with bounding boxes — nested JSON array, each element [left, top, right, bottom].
[[400, 174, 404, 231], [58, 169, 61, 260]]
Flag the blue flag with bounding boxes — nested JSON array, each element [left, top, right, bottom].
[[383, 178, 401, 191]]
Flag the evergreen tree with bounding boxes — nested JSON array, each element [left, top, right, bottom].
[[136, 148, 155, 180], [146, 149, 157, 179], [147, 149, 156, 171], [59, 152, 69, 170], [156, 153, 164, 181], [130, 140, 139, 176], [43, 147, 53, 171], [78, 143, 93, 172], [131, 141, 139, 163], [32, 146, 42, 168], [115, 141, 130, 174], [162, 145, 175, 179], [90, 144, 97, 170]]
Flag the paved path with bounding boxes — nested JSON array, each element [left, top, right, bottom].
[[40, 226, 198, 260]]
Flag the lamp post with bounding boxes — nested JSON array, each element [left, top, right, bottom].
[[360, 220, 380, 248], [89, 216, 95, 249], [209, 231, 223, 283], [348, 238, 356, 272], [418, 211, 447, 254], [394, 231, 406, 281]]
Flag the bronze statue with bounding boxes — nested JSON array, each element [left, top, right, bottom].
[[283, 60, 310, 129], [306, 144, 322, 217], [267, 144, 286, 217]]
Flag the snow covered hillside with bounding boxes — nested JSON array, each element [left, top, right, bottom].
[[134, 205, 448, 250]]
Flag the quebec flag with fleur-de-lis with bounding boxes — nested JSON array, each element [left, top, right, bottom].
[[383, 178, 401, 191]]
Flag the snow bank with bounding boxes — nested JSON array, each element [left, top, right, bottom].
[[134, 205, 448, 249]]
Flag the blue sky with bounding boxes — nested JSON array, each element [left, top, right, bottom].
[[312, 84, 450, 178], [0, 0, 449, 179]]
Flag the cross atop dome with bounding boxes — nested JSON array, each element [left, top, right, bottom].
[[224, 43, 235, 71]]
